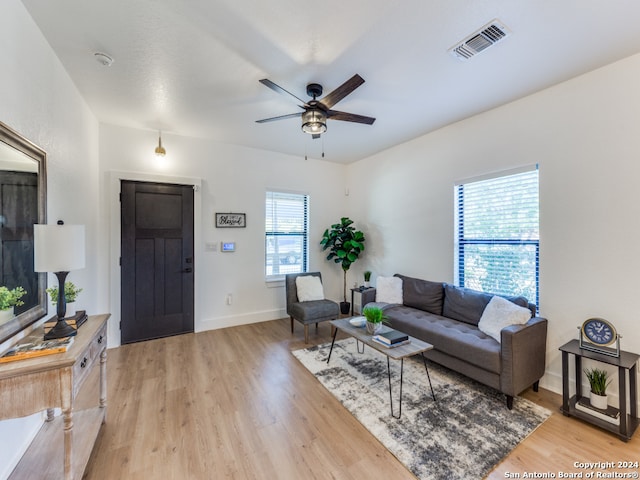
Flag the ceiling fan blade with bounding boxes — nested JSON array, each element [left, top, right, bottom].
[[259, 79, 307, 107], [255, 112, 302, 123], [320, 74, 365, 109], [327, 110, 376, 125]]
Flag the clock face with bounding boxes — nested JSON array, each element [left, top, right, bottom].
[[582, 318, 616, 346]]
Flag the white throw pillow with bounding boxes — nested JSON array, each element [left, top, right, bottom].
[[478, 295, 532, 343], [296, 275, 325, 302], [375, 276, 403, 304]]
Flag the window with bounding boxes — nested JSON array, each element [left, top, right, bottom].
[[455, 166, 539, 306], [265, 191, 309, 278]]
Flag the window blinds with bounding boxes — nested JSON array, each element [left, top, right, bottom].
[[456, 167, 539, 306], [265, 191, 309, 278]]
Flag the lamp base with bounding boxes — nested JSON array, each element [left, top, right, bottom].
[[44, 317, 78, 340]]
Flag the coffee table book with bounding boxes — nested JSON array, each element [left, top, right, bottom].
[[0, 336, 74, 363], [372, 337, 411, 348], [575, 397, 620, 426], [374, 329, 409, 345]]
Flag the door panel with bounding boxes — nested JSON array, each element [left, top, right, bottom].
[[121, 181, 194, 344]]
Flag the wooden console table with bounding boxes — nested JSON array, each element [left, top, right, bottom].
[[0, 314, 110, 479], [559, 339, 639, 441]]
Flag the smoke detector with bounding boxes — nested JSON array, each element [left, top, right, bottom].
[[94, 52, 114, 67], [449, 20, 511, 61]]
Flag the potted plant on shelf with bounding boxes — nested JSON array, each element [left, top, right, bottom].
[[363, 305, 387, 335], [320, 217, 366, 314], [0, 286, 26, 325], [46, 281, 83, 316], [363, 271, 372, 288], [584, 367, 611, 410]]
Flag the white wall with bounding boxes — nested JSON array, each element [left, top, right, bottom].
[[99, 124, 348, 347], [347, 52, 640, 401], [0, 1, 101, 478]]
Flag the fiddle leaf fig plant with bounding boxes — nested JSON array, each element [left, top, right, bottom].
[[320, 217, 365, 303]]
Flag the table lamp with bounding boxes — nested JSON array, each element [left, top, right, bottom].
[[34, 222, 85, 340]]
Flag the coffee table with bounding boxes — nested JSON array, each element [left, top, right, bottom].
[[327, 317, 436, 419]]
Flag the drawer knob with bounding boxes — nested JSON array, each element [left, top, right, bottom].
[[98, 335, 104, 344], [80, 357, 87, 368]]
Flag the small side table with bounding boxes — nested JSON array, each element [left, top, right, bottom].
[[350, 287, 375, 315], [559, 339, 639, 441]]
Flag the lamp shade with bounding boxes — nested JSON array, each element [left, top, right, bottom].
[[34, 224, 86, 273]]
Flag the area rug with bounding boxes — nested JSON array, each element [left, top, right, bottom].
[[292, 339, 551, 480]]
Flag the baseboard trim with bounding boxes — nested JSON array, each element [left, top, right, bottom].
[[196, 309, 286, 332]]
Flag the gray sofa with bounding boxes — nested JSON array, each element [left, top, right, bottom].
[[362, 274, 548, 409]]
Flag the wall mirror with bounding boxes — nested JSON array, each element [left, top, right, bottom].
[[0, 121, 47, 345]]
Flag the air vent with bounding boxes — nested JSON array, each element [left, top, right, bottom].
[[449, 20, 511, 61]]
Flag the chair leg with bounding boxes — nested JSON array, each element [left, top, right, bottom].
[[304, 324, 309, 344], [315, 322, 319, 332], [290, 317, 294, 333], [533, 380, 539, 392]]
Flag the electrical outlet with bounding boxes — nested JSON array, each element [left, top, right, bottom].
[[205, 242, 217, 252], [226, 294, 232, 305]]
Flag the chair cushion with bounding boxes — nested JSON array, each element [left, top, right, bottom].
[[295, 275, 324, 301], [376, 276, 403, 304], [478, 296, 532, 343], [289, 300, 339, 323]]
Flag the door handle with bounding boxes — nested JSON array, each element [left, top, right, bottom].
[[182, 268, 193, 273]]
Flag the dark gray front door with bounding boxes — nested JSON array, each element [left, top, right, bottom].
[[120, 180, 194, 344]]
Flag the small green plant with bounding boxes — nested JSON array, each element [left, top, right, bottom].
[[0, 286, 26, 310], [363, 271, 372, 282], [584, 367, 611, 396], [46, 281, 83, 305], [363, 305, 387, 325]]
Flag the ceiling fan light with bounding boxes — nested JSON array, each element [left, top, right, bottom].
[[301, 110, 327, 135]]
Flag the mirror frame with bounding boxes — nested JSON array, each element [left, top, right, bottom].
[[0, 121, 47, 345]]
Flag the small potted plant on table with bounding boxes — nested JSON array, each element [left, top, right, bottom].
[[46, 281, 83, 317], [363, 271, 372, 288], [584, 367, 611, 410], [363, 305, 387, 335]]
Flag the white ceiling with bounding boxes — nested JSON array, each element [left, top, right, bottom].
[[21, 0, 640, 164]]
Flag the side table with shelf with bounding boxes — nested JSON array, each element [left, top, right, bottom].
[[559, 339, 638, 441], [350, 287, 376, 315]]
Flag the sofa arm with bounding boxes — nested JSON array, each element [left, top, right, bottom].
[[499, 316, 548, 397], [360, 288, 376, 309]]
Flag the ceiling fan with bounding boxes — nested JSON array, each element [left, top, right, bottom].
[[256, 74, 375, 138]]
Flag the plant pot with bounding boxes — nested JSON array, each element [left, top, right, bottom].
[[364, 281, 370, 288], [0, 308, 14, 326], [366, 321, 382, 335], [590, 391, 608, 410], [340, 301, 351, 315]]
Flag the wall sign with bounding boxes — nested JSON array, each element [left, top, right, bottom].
[[215, 213, 246, 228]]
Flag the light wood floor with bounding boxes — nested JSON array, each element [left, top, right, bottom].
[[81, 319, 640, 479]]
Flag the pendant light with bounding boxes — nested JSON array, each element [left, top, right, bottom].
[[155, 131, 166, 157]]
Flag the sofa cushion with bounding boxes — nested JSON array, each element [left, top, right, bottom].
[[478, 296, 532, 343], [375, 276, 403, 304], [395, 274, 444, 315], [384, 305, 501, 374], [442, 284, 529, 326], [295, 275, 324, 302]]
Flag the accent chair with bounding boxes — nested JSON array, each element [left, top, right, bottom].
[[285, 272, 339, 343]]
